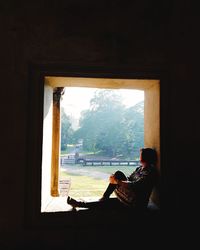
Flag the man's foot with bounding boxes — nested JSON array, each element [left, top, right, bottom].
[[67, 196, 81, 208]]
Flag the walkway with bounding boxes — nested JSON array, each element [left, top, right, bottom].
[[43, 179, 99, 212]]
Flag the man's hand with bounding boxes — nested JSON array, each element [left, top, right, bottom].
[[109, 174, 118, 184]]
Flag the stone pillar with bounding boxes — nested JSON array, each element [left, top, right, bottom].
[[51, 87, 64, 196]]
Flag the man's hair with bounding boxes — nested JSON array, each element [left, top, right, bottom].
[[140, 148, 157, 165]]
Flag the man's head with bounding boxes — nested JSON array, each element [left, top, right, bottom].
[[140, 148, 157, 165]]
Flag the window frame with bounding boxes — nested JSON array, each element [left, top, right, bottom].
[[25, 63, 168, 228]]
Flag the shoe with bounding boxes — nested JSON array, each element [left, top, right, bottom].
[[67, 196, 80, 208]]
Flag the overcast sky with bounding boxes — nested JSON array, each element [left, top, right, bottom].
[[61, 87, 144, 119]]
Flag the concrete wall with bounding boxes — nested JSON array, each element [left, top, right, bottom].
[[1, 0, 199, 248], [144, 82, 160, 206], [144, 82, 160, 166], [41, 84, 53, 212]]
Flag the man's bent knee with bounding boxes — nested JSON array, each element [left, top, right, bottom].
[[114, 171, 127, 181]]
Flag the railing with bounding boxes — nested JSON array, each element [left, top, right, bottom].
[[60, 157, 75, 165], [82, 159, 140, 166], [60, 156, 140, 166]]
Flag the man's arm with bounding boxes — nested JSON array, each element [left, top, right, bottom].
[[118, 168, 156, 189]]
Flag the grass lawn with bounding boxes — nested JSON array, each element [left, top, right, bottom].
[[60, 171, 108, 198], [60, 164, 137, 198]]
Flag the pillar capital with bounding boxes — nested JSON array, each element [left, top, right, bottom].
[[53, 87, 65, 104]]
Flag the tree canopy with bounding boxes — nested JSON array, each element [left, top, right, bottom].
[[60, 107, 74, 151], [70, 89, 144, 159]]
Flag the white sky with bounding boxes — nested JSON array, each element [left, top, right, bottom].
[[61, 87, 144, 119]]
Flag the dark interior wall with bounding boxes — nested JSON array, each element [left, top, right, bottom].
[[1, 1, 199, 248]]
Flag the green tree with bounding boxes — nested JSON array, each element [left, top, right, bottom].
[[74, 90, 125, 155], [123, 101, 144, 158], [72, 90, 144, 159], [61, 107, 74, 151]]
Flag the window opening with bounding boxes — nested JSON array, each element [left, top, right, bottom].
[[41, 77, 160, 213], [60, 87, 144, 201]]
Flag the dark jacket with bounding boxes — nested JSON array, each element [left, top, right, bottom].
[[114, 165, 157, 208]]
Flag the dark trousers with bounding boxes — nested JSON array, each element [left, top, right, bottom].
[[77, 171, 128, 210], [103, 170, 127, 197]]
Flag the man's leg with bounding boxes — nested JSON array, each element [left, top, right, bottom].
[[114, 170, 127, 181], [67, 171, 127, 208], [67, 196, 126, 210], [101, 183, 117, 200], [101, 171, 127, 200], [83, 197, 127, 210]]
